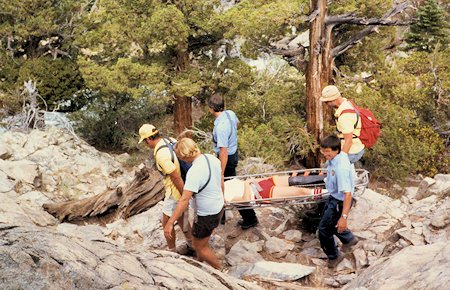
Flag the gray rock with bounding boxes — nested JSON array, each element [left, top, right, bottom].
[[336, 258, 354, 272], [246, 261, 315, 282], [431, 199, 450, 228], [264, 236, 295, 258], [283, 229, 302, 242], [416, 177, 436, 200], [353, 248, 368, 270], [0, 225, 260, 290], [395, 228, 425, 246], [343, 242, 450, 290], [336, 273, 357, 285], [226, 240, 264, 266]]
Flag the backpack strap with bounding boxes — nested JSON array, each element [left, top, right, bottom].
[[198, 154, 211, 193], [338, 107, 360, 139], [154, 138, 176, 174], [213, 111, 235, 144], [224, 111, 235, 140]]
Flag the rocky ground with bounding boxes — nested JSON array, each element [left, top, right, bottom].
[[0, 128, 449, 289]]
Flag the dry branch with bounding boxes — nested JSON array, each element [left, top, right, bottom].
[[43, 166, 165, 223]]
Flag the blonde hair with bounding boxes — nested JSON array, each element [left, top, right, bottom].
[[174, 138, 201, 159]]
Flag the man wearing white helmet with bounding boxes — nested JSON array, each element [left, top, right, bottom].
[[138, 124, 193, 253]]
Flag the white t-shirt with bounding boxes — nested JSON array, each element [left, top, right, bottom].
[[184, 154, 224, 216]]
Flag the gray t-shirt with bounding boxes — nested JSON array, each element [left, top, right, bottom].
[[184, 154, 224, 216]]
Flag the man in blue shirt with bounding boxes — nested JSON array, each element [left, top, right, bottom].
[[319, 135, 358, 268], [208, 93, 258, 230]]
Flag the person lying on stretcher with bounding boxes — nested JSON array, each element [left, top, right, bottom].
[[224, 174, 326, 202]]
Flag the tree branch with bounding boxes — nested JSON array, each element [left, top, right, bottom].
[[326, 2, 412, 26], [331, 2, 413, 57]]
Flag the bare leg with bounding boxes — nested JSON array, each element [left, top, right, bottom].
[[192, 236, 221, 269], [177, 212, 193, 242], [162, 214, 176, 249], [272, 186, 312, 198]]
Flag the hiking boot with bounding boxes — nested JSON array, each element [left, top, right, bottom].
[[176, 243, 196, 257], [240, 218, 259, 230], [341, 237, 359, 253], [327, 254, 344, 269]]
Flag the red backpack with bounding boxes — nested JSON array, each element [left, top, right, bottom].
[[339, 101, 382, 149]]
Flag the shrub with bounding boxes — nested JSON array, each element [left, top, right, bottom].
[[17, 57, 86, 111], [70, 94, 169, 150], [338, 84, 448, 180]]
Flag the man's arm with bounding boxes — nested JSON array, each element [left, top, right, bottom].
[[169, 171, 184, 195], [219, 147, 228, 174], [341, 133, 353, 154], [336, 191, 352, 233], [164, 190, 193, 240]]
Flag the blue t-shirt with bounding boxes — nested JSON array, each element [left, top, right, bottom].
[[184, 154, 224, 216], [325, 152, 354, 201], [212, 110, 239, 155]]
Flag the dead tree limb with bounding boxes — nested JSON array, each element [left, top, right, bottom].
[[43, 166, 165, 223], [332, 2, 412, 57]]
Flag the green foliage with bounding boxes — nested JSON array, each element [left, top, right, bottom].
[[337, 27, 396, 73], [16, 57, 85, 111], [196, 65, 315, 168], [329, 0, 392, 17], [219, 0, 307, 58], [405, 0, 448, 52], [377, 48, 449, 127], [78, 57, 167, 97], [0, 0, 85, 113], [73, 0, 222, 149], [147, 5, 190, 50], [205, 57, 255, 98], [70, 94, 169, 150], [337, 83, 448, 180], [239, 116, 315, 167]]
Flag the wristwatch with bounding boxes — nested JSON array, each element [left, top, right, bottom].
[[342, 214, 348, 220]]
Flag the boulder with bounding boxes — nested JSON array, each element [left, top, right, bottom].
[[343, 242, 450, 289], [0, 225, 260, 290]]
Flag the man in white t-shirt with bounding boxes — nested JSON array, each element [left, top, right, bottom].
[[163, 138, 224, 270]]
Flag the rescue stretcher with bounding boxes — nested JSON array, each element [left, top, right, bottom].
[[224, 168, 369, 210]]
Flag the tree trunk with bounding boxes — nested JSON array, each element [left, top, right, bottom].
[[173, 45, 192, 136], [305, 0, 328, 167], [173, 94, 192, 136]]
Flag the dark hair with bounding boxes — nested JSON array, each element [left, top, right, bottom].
[[208, 93, 225, 112], [147, 131, 160, 141], [320, 135, 341, 152]]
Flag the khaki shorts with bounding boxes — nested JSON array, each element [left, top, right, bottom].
[[162, 196, 178, 217]]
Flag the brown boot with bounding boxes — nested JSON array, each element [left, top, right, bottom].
[[341, 237, 359, 253], [327, 253, 344, 269]]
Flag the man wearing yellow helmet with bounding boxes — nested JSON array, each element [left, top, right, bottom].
[[138, 124, 193, 253]]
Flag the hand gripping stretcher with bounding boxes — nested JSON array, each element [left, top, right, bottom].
[[224, 168, 369, 210]]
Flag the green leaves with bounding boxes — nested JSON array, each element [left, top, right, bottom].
[[78, 57, 167, 97], [219, 0, 306, 58], [405, 0, 448, 52]]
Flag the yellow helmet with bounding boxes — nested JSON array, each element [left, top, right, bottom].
[[138, 124, 159, 144]]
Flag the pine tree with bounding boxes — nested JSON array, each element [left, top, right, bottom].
[[405, 0, 448, 52]]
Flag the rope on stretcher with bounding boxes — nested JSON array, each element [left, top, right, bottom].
[[224, 168, 369, 210]]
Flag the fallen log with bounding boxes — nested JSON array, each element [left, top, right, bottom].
[[43, 165, 165, 223]]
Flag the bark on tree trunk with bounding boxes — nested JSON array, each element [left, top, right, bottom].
[[173, 45, 193, 136], [173, 94, 192, 136], [306, 0, 328, 167]]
